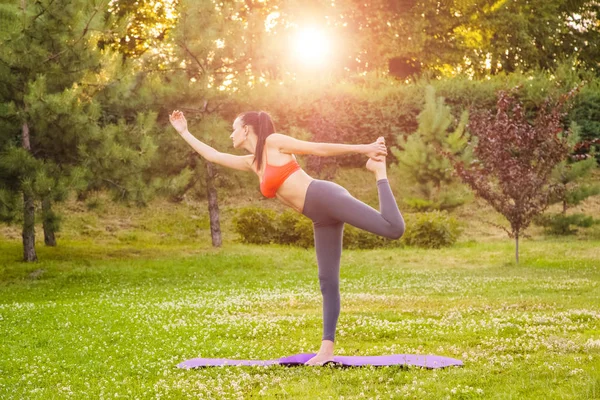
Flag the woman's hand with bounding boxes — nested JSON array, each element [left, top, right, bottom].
[[364, 136, 387, 161], [169, 110, 188, 135]]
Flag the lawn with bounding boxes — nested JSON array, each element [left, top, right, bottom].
[[1, 234, 599, 399]]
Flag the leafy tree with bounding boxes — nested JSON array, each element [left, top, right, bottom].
[[98, 0, 178, 60], [288, 0, 600, 78], [146, 0, 286, 246], [390, 85, 471, 211], [449, 87, 578, 263]]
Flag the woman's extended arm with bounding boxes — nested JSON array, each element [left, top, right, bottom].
[[169, 110, 253, 172], [267, 133, 387, 160]]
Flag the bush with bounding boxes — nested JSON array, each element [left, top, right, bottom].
[[232, 207, 278, 244], [401, 211, 461, 248], [533, 213, 596, 235], [343, 224, 401, 249], [275, 210, 302, 244], [232, 206, 404, 249], [292, 216, 314, 248]]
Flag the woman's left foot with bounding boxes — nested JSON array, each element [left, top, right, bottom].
[[304, 353, 335, 366], [366, 157, 386, 173]]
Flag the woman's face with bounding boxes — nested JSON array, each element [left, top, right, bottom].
[[230, 117, 247, 149]]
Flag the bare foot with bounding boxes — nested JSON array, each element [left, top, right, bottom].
[[304, 352, 336, 366], [366, 136, 387, 175], [304, 340, 336, 366], [366, 157, 386, 173], [366, 156, 388, 182]]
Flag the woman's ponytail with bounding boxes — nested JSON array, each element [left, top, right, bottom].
[[258, 111, 274, 139], [239, 110, 275, 171]]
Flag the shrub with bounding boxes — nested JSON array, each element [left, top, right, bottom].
[[292, 216, 314, 248], [232, 207, 277, 244], [533, 213, 596, 235], [232, 206, 404, 249], [343, 224, 402, 249], [401, 211, 461, 248], [275, 210, 302, 245]]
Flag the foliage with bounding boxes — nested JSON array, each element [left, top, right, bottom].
[[233, 206, 403, 249], [228, 67, 595, 176], [449, 87, 578, 262], [568, 82, 600, 163], [99, 0, 177, 60], [441, 0, 600, 78], [390, 85, 471, 211], [0, 0, 165, 259], [533, 213, 596, 236], [232, 207, 278, 245], [548, 122, 600, 213], [401, 211, 461, 248], [275, 210, 303, 245], [244, 0, 600, 78]]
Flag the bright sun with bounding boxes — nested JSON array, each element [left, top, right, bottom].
[[291, 27, 331, 67]]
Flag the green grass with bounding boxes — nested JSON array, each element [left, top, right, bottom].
[[1, 234, 599, 399]]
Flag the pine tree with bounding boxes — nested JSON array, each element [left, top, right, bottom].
[[552, 122, 600, 214], [0, 0, 160, 260], [534, 122, 599, 234], [390, 85, 471, 211]]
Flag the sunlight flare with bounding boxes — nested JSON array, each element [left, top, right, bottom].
[[291, 27, 332, 67]]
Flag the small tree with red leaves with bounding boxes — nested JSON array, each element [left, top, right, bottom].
[[450, 87, 579, 263]]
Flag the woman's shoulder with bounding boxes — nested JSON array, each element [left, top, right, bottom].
[[266, 132, 287, 143], [266, 133, 299, 152], [265, 134, 298, 162]]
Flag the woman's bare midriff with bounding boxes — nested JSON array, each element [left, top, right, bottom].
[[273, 169, 314, 213], [254, 145, 315, 214]]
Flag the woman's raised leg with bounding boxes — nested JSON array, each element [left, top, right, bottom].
[[326, 177, 405, 239]]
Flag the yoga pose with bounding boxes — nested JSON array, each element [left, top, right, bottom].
[[169, 110, 405, 366]]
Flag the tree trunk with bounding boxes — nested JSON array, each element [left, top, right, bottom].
[[22, 191, 37, 262], [515, 232, 519, 264], [205, 161, 222, 247], [22, 119, 38, 262], [42, 197, 57, 246], [562, 199, 567, 215]]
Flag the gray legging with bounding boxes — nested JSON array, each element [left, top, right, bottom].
[[301, 178, 405, 342]]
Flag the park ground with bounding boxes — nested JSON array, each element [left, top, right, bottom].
[[1, 176, 599, 399]]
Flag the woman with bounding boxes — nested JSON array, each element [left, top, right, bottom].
[[169, 110, 405, 366]]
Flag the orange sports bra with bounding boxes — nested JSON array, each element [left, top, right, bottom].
[[259, 150, 301, 198]]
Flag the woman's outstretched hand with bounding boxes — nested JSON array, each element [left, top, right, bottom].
[[364, 136, 387, 161], [169, 110, 188, 135]]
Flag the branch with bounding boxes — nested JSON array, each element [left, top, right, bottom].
[[43, 2, 104, 63], [177, 40, 207, 75], [102, 178, 127, 200], [30, 0, 56, 24], [472, 215, 513, 237]]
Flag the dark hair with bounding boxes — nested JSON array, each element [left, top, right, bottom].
[[238, 110, 275, 171]]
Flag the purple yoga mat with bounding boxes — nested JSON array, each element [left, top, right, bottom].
[[178, 353, 463, 369]]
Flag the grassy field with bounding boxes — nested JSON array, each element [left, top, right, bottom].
[[1, 172, 600, 399], [1, 232, 599, 399]]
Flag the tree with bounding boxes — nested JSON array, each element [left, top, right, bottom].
[[98, 0, 177, 60], [282, 0, 600, 78], [551, 122, 600, 214], [0, 0, 159, 260], [449, 87, 578, 263], [534, 122, 599, 234], [143, 0, 295, 247], [390, 85, 471, 211]]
